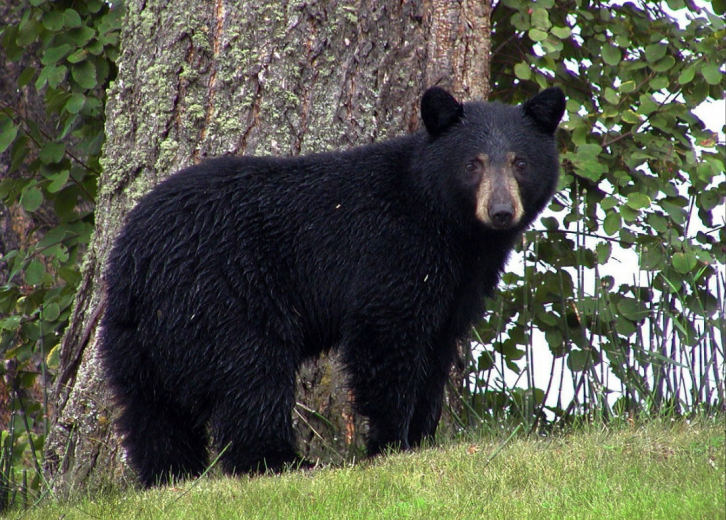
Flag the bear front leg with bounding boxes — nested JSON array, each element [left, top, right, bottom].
[[354, 381, 418, 457], [407, 341, 457, 448], [211, 344, 301, 475], [407, 387, 445, 448], [342, 327, 426, 456]]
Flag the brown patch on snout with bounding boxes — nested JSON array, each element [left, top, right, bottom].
[[474, 153, 524, 229]]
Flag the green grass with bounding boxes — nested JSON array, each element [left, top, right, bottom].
[[7, 419, 724, 519]]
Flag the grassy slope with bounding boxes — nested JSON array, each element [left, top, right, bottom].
[[10, 419, 725, 519]]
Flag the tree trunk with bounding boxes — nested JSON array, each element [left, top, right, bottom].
[[44, 0, 490, 493]]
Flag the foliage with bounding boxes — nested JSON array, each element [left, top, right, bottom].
[[0, 0, 122, 510], [462, 0, 725, 426]]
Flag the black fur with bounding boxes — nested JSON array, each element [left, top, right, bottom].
[[100, 87, 565, 487]]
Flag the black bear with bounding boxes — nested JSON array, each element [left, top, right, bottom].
[[100, 86, 565, 487]]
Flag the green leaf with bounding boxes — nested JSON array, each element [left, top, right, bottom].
[[603, 212, 621, 236], [602, 45, 621, 66], [652, 56, 675, 72], [37, 64, 68, 90], [9, 135, 28, 174], [0, 316, 22, 331], [478, 351, 494, 371], [550, 26, 571, 39], [621, 110, 641, 124], [95, 57, 110, 84], [58, 266, 82, 286], [67, 49, 88, 64], [687, 77, 710, 105], [645, 43, 667, 63], [620, 205, 639, 222], [637, 94, 659, 115], [672, 251, 698, 274], [625, 192, 651, 210], [17, 18, 41, 47], [650, 76, 668, 91], [0, 123, 19, 154], [576, 143, 602, 158], [43, 302, 60, 322], [660, 200, 686, 225], [41, 44, 72, 65], [697, 190, 721, 212], [21, 186, 43, 212], [647, 213, 668, 233], [641, 243, 665, 270], [541, 216, 558, 231], [25, 260, 45, 285], [603, 87, 619, 105], [567, 349, 594, 372], [42, 10, 65, 31], [701, 64, 723, 85], [39, 141, 66, 164], [37, 226, 68, 250], [619, 228, 636, 246], [46, 345, 61, 370], [619, 80, 636, 93], [54, 186, 78, 219], [528, 28, 548, 42], [47, 170, 70, 193], [86, 0, 105, 13], [59, 114, 79, 140], [531, 8, 551, 30], [576, 160, 607, 182], [64, 9, 83, 29], [544, 329, 563, 351], [86, 40, 104, 55], [678, 65, 696, 85], [72, 61, 97, 89], [65, 93, 86, 114], [514, 62, 532, 81], [46, 90, 71, 113], [617, 298, 649, 322], [68, 26, 95, 46], [2, 25, 23, 61], [601, 196, 618, 211], [596, 242, 611, 264], [18, 66, 36, 88]]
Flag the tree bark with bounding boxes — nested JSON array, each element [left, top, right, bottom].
[[44, 0, 490, 493]]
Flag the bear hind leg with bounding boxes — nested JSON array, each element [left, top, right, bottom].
[[117, 393, 210, 488]]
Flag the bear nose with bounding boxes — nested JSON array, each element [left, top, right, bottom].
[[489, 204, 514, 228]]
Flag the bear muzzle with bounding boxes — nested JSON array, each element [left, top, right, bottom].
[[488, 203, 515, 229], [474, 165, 524, 230]]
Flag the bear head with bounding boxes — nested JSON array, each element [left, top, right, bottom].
[[418, 86, 566, 232]]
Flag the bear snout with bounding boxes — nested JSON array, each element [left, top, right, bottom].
[[488, 203, 515, 229]]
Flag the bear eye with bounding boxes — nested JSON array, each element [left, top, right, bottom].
[[514, 159, 527, 170], [463, 160, 482, 184]]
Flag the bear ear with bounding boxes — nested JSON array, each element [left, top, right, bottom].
[[421, 87, 464, 136], [522, 87, 566, 135]]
